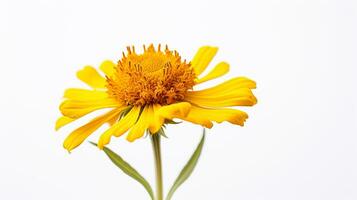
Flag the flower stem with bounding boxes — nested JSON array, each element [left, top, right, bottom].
[[151, 133, 163, 200]]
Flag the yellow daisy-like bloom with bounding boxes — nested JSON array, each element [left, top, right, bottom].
[[56, 44, 257, 151]]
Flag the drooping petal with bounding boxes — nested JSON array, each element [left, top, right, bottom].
[[179, 105, 248, 128], [126, 106, 151, 142], [195, 62, 230, 84], [99, 60, 116, 77], [148, 104, 164, 134], [185, 88, 257, 107], [60, 98, 120, 118], [98, 106, 141, 149], [63, 108, 125, 151], [156, 102, 191, 120], [64, 88, 108, 101], [55, 116, 75, 131], [107, 113, 120, 126], [191, 46, 218, 76], [76, 66, 107, 89]]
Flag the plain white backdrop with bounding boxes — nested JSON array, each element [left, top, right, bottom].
[[1, 0, 356, 199]]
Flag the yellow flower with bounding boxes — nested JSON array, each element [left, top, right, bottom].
[[56, 44, 257, 151]]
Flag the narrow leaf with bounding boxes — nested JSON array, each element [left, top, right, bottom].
[[164, 119, 182, 124], [158, 127, 169, 138], [90, 142, 154, 200], [166, 129, 206, 200]]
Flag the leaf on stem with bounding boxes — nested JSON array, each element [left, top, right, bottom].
[[90, 142, 154, 200], [165, 129, 206, 200]]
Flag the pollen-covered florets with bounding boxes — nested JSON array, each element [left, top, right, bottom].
[[106, 44, 196, 106]]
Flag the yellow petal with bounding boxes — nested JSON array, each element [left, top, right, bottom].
[[186, 88, 257, 107], [63, 108, 124, 151], [98, 106, 141, 149], [60, 98, 120, 118], [107, 113, 120, 126], [195, 62, 229, 84], [191, 46, 208, 66], [192, 77, 256, 96], [180, 106, 248, 128], [191, 46, 218, 76], [157, 102, 191, 120], [180, 108, 213, 128], [76, 66, 107, 89], [148, 104, 164, 133], [99, 60, 116, 77], [64, 88, 108, 101], [188, 96, 257, 107], [55, 116, 75, 131], [126, 106, 151, 142]]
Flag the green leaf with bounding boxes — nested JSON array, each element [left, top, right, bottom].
[[90, 142, 154, 200], [164, 119, 182, 124], [158, 127, 169, 138], [165, 129, 206, 200]]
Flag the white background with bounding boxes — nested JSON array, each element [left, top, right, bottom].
[[1, 0, 356, 199]]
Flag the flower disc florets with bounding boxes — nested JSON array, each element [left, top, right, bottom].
[[106, 44, 196, 106]]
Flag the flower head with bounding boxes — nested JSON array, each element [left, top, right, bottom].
[[56, 44, 257, 151], [107, 44, 195, 106]]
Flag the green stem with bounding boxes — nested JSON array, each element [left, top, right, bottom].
[[151, 133, 163, 200]]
